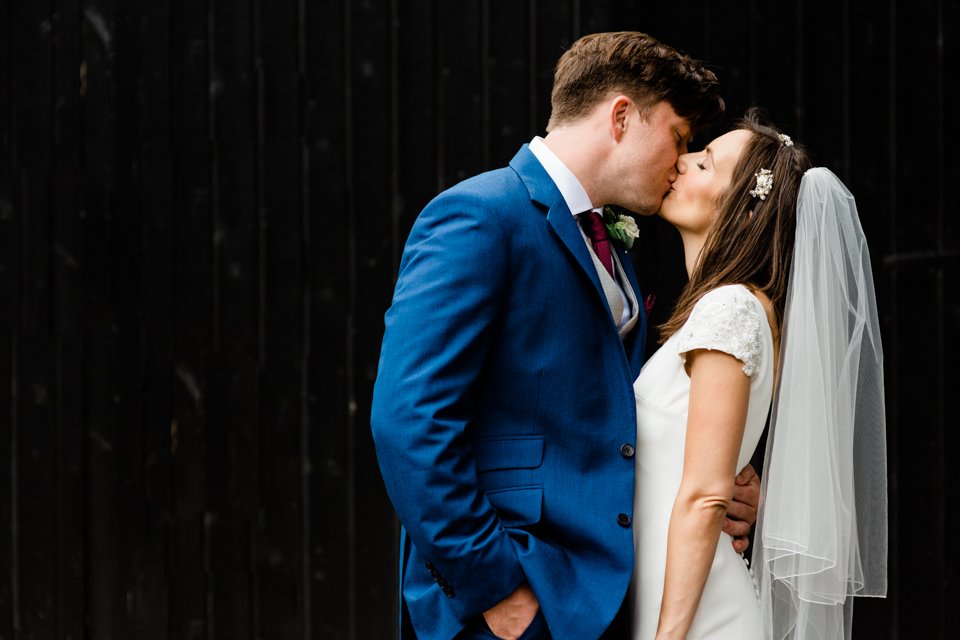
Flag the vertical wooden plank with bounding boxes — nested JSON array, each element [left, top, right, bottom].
[[437, 0, 483, 188], [51, 0, 85, 636], [11, 0, 52, 331], [304, 0, 351, 635], [487, 0, 531, 168], [946, 1, 960, 254], [798, 0, 848, 172], [888, 263, 941, 636], [204, 363, 257, 640], [847, 3, 894, 255], [698, 0, 750, 129], [881, 2, 900, 633], [892, 6, 942, 260], [137, 0, 175, 635], [113, 0, 155, 635], [753, 0, 801, 132], [846, 2, 896, 636], [944, 263, 960, 635], [211, 0, 258, 354], [942, 2, 960, 631], [531, 0, 574, 135], [0, 0, 17, 632], [0, 0, 13, 317], [0, 331, 12, 640], [80, 0, 133, 635], [395, 0, 438, 245], [170, 0, 213, 634], [12, 0, 59, 636], [890, 0, 944, 635], [207, 0, 260, 635], [348, 0, 397, 636], [258, 0, 307, 637]]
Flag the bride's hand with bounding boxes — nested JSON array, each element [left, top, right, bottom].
[[722, 464, 760, 553]]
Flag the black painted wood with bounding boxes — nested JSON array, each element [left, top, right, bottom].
[[348, 2, 397, 637], [0, 0, 17, 635], [14, 0, 59, 637], [258, 1, 308, 638], [307, 0, 350, 635], [847, 2, 899, 637], [51, 0, 86, 636], [169, 0, 214, 636], [0, 2, 955, 638], [137, 0, 175, 636]]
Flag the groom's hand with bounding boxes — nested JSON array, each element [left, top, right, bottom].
[[482, 582, 539, 640], [723, 464, 760, 553]]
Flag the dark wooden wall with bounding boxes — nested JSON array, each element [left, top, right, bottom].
[[0, 0, 956, 638]]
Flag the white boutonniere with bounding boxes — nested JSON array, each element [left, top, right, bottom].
[[603, 206, 639, 250]]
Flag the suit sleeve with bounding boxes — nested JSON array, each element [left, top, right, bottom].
[[370, 191, 527, 618]]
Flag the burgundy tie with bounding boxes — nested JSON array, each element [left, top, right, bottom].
[[580, 211, 614, 277]]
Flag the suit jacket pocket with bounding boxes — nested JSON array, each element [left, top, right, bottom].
[[485, 485, 542, 527]]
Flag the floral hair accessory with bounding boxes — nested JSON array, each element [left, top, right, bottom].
[[778, 133, 794, 147], [603, 206, 640, 249], [749, 168, 773, 201]]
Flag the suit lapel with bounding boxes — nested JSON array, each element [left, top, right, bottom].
[[545, 200, 610, 309], [510, 146, 612, 316], [510, 145, 648, 372]]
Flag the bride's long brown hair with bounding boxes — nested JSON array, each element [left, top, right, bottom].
[[658, 109, 813, 343]]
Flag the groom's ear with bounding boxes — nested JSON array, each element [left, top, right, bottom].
[[610, 95, 632, 141]]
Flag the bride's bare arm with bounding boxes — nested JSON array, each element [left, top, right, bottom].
[[656, 349, 751, 640]]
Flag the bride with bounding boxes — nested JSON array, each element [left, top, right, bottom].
[[630, 109, 887, 639]]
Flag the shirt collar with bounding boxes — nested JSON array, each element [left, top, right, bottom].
[[528, 137, 597, 216]]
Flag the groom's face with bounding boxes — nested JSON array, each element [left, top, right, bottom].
[[617, 101, 692, 215]]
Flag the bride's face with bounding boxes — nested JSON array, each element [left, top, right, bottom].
[[659, 128, 753, 234]]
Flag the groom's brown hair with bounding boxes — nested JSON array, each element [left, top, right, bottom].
[[547, 31, 724, 132]]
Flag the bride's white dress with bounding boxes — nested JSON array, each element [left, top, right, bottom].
[[631, 285, 772, 639]]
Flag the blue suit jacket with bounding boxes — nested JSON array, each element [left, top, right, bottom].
[[371, 145, 648, 639]]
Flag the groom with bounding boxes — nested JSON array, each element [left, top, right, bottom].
[[371, 32, 758, 640]]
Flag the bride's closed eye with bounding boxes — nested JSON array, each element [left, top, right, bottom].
[[696, 160, 706, 170]]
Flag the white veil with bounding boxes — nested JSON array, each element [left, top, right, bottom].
[[753, 168, 888, 639]]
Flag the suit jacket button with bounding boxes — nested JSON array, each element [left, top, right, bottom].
[[619, 443, 635, 458], [617, 513, 631, 527]]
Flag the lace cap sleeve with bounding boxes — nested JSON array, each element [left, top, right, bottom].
[[676, 285, 765, 377]]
